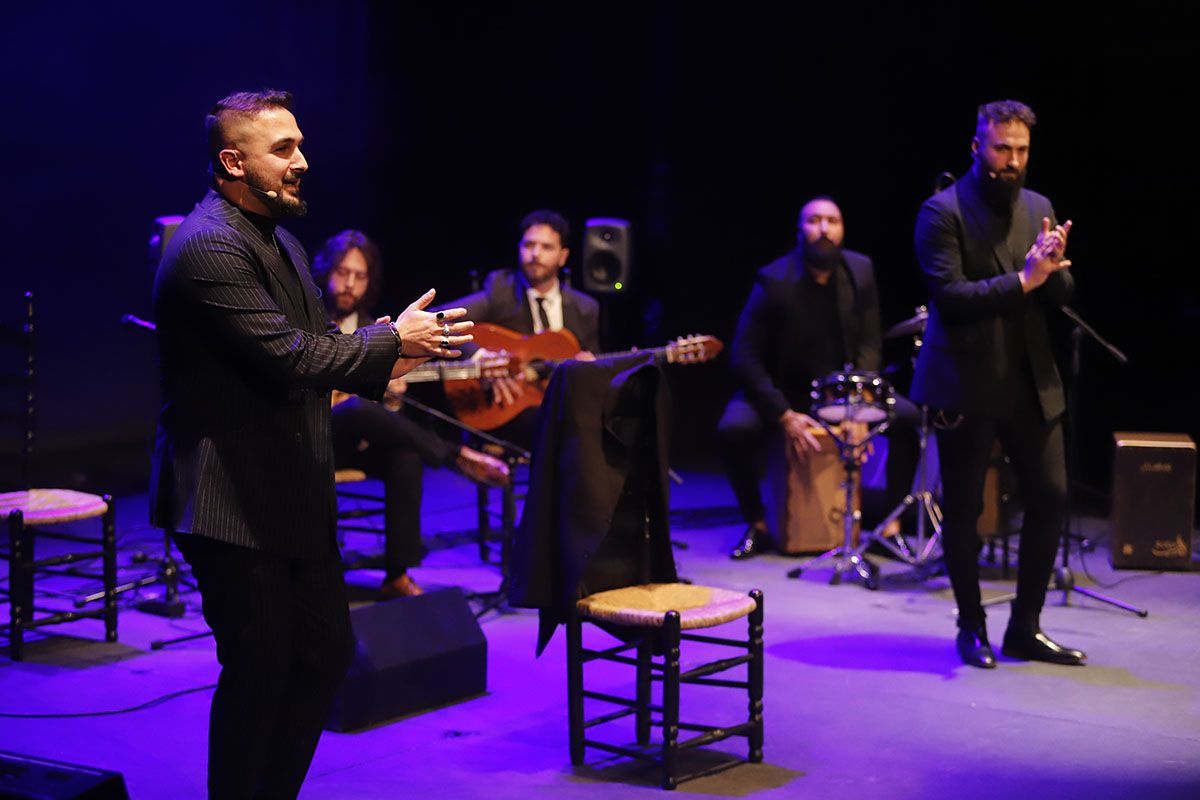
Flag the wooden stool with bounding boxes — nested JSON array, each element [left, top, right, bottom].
[[333, 469, 387, 570], [568, 583, 764, 789], [2, 489, 117, 660]]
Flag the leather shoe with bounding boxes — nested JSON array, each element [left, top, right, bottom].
[[1001, 629, 1086, 665], [380, 573, 424, 599], [730, 526, 773, 560], [456, 447, 511, 488], [956, 626, 997, 669]]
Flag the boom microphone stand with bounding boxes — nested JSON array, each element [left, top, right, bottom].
[[984, 306, 1146, 617]]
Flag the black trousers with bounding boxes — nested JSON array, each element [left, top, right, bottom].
[[174, 533, 355, 800], [717, 393, 920, 529], [331, 397, 459, 578], [934, 380, 1067, 632]]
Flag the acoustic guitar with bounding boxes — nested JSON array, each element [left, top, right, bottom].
[[443, 323, 723, 430]]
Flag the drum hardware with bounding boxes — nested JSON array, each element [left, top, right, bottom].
[[862, 404, 944, 578], [786, 369, 895, 589], [882, 306, 928, 340]]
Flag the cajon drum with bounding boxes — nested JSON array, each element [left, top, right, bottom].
[[763, 427, 862, 555]]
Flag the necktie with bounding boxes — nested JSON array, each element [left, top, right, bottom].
[[535, 296, 551, 332]]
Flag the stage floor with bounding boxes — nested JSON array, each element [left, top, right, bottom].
[[3, 467, 1198, 799]]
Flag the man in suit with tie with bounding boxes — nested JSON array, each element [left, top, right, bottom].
[[911, 99, 1085, 669], [448, 209, 600, 446], [151, 89, 474, 797]]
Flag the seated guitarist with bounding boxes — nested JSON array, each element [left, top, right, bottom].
[[446, 210, 600, 448], [314, 230, 510, 599]]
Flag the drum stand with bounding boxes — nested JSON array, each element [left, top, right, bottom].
[[861, 405, 944, 576], [787, 421, 890, 589]]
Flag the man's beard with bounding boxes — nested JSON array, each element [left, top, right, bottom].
[[334, 293, 360, 314], [802, 236, 842, 273], [973, 159, 1025, 211], [246, 167, 308, 218]]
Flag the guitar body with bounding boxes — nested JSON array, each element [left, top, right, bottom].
[[444, 323, 582, 431]]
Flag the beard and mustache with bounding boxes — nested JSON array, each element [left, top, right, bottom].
[[973, 157, 1026, 211], [802, 236, 842, 273], [244, 166, 309, 218]]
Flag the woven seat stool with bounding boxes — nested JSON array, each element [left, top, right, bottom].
[[2, 294, 118, 661], [333, 469, 388, 570], [567, 583, 764, 790], [2, 489, 117, 661]]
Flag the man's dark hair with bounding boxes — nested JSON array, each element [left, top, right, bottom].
[[976, 99, 1037, 135], [797, 194, 841, 228], [206, 89, 294, 178], [518, 209, 570, 248], [311, 229, 384, 317]]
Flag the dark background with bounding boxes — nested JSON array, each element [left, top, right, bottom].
[[3, 2, 1197, 515]]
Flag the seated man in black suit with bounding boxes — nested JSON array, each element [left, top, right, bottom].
[[718, 196, 916, 559], [313, 229, 510, 599], [446, 209, 600, 448]]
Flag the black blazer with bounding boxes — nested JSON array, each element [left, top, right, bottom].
[[910, 171, 1073, 421], [510, 354, 676, 655], [448, 268, 600, 353], [731, 248, 882, 423], [151, 190, 399, 559]]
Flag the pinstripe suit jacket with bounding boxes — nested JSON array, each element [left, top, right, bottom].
[[151, 190, 399, 558]]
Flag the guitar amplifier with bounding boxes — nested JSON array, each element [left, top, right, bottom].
[[1111, 432, 1196, 571]]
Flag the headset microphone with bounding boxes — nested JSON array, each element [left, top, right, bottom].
[[243, 181, 278, 200]]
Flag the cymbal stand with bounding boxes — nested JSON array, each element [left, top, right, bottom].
[[862, 405, 944, 571]]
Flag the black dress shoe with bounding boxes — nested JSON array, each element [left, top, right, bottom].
[[956, 627, 997, 669], [1001, 629, 1087, 665], [730, 526, 773, 560]]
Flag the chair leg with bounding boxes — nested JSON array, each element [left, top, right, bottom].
[[567, 612, 585, 765], [661, 611, 681, 790], [748, 589, 764, 762], [101, 497, 118, 643], [476, 484, 490, 562], [8, 510, 28, 661], [636, 636, 652, 746]]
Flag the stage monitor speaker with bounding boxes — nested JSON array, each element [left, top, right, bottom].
[[0, 751, 128, 799], [325, 587, 487, 732], [580, 217, 631, 293], [148, 214, 184, 269], [1111, 432, 1195, 571]]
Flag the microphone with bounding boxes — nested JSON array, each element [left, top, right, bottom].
[[243, 180, 278, 200]]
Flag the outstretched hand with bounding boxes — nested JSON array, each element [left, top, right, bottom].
[[391, 289, 473, 358]]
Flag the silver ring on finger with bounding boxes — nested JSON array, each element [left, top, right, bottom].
[[442, 323, 450, 336], [440, 337, 450, 349], [436, 311, 445, 323]]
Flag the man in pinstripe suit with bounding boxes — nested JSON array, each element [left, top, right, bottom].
[[151, 90, 474, 798]]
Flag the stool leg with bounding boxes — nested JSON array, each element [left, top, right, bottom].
[[567, 612, 585, 765], [661, 611, 681, 790], [8, 510, 28, 661], [101, 497, 118, 643], [636, 636, 652, 746], [476, 485, 490, 562], [748, 589, 764, 762]]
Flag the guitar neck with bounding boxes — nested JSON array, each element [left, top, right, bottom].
[[404, 361, 487, 383], [591, 346, 667, 362]]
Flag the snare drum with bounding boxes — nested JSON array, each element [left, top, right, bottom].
[[810, 371, 895, 424]]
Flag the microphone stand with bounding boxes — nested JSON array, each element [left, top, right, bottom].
[[982, 305, 1146, 616], [1055, 306, 1146, 616]]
